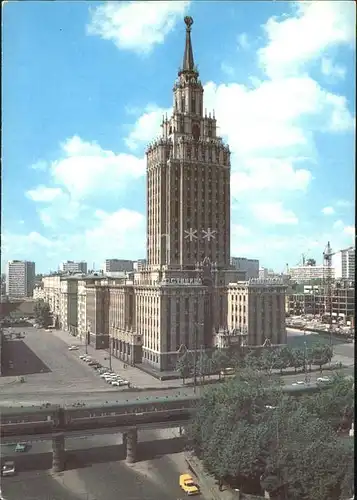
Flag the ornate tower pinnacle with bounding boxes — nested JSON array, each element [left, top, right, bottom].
[[181, 16, 195, 73]]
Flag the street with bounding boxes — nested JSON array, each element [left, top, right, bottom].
[[0, 326, 354, 407], [0, 429, 207, 500]]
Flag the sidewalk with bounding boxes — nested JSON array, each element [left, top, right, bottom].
[[49, 328, 184, 390]]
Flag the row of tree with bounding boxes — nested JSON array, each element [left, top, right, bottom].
[[34, 299, 52, 328], [187, 370, 354, 500], [176, 343, 334, 383]]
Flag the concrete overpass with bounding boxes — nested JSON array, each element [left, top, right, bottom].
[[0, 382, 332, 473]]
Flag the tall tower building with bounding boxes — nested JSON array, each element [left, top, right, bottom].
[[146, 16, 231, 270], [6, 260, 36, 298], [127, 16, 244, 370]]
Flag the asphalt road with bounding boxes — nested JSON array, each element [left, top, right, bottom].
[[1, 326, 353, 407], [0, 327, 119, 394], [1, 429, 206, 500]]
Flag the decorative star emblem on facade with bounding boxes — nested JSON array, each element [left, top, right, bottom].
[[184, 228, 198, 241], [202, 228, 217, 241]]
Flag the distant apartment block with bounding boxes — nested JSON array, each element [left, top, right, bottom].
[[230, 257, 259, 279], [61, 261, 88, 274], [6, 260, 36, 298], [333, 248, 355, 280], [133, 259, 147, 271], [102, 259, 134, 273], [288, 265, 334, 283]]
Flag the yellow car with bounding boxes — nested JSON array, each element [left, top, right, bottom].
[[179, 473, 200, 495]]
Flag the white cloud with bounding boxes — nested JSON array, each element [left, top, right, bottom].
[[343, 225, 355, 238], [259, 1, 356, 79], [322, 206, 335, 215], [250, 202, 298, 225], [125, 105, 172, 150], [203, 74, 353, 197], [87, 1, 190, 54], [333, 220, 344, 229], [2, 209, 146, 269], [321, 57, 346, 80], [336, 199, 353, 208], [26, 185, 64, 202], [30, 160, 48, 171], [49, 135, 145, 200], [231, 224, 251, 237], [237, 32, 249, 50]]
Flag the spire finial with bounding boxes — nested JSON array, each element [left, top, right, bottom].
[[182, 16, 195, 72]]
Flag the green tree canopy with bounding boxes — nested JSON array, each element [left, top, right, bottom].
[[34, 299, 52, 328], [188, 368, 353, 499], [176, 351, 192, 384]]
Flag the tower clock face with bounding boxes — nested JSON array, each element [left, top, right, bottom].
[[192, 123, 200, 141]]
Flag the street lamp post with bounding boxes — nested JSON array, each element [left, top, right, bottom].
[[86, 321, 91, 355], [193, 322, 204, 394]]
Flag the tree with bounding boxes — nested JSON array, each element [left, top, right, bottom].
[[34, 299, 52, 328], [311, 343, 332, 372], [187, 368, 353, 499], [260, 349, 277, 375], [290, 348, 305, 373], [176, 351, 192, 385], [197, 351, 213, 383], [278, 346, 294, 372], [211, 349, 229, 379]]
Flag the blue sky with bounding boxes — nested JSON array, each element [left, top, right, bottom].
[[2, 1, 355, 274]]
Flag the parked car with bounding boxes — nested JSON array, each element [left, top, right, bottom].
[[88, 360, 99, 366], [100, 372, 113, 379], [179, 473, 200, 496], [83, 357, 92, 362], [317, 377, 330, 383], [111, 379, 129, 386], [15, 442, 27, 453], [1, 461, 16, 477], [68, 345, 79, 351]]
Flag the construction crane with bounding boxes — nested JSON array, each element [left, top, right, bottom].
[[323, 243, 354, 345]]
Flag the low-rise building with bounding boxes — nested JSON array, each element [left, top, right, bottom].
[[230, 257, 259, 279], [61, 261, 88, 274], [288, 265, 333, 283], [33, 285, 45, 301], [286, 281, 355, 325], [227, 278, 287, 345], [102, 259, 134, 273]]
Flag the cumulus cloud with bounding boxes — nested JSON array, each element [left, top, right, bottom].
[[322, 206, 335, 215], [49, 135, 145, 200], [125, 104, 172, 150], [333, 220, 344, 229], [321, 57, 346, 80], [30, 160, 48, 171], [2, 209, 146, 270], [250, 202, 298, 225], [258, 1, 356, 79], [87, 1, 190, 54], [26, 185, 64, 202]]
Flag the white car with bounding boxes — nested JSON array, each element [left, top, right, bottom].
[[317, 377, 330, 383], [68, 345, 79, 351], [79, 354, 87, 360], [100, 372, 113, 378], [292, 381, 305, 386], [83, 357, 92, 362], [1, 461, 15, 477], [111, 379, 128, 386]]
